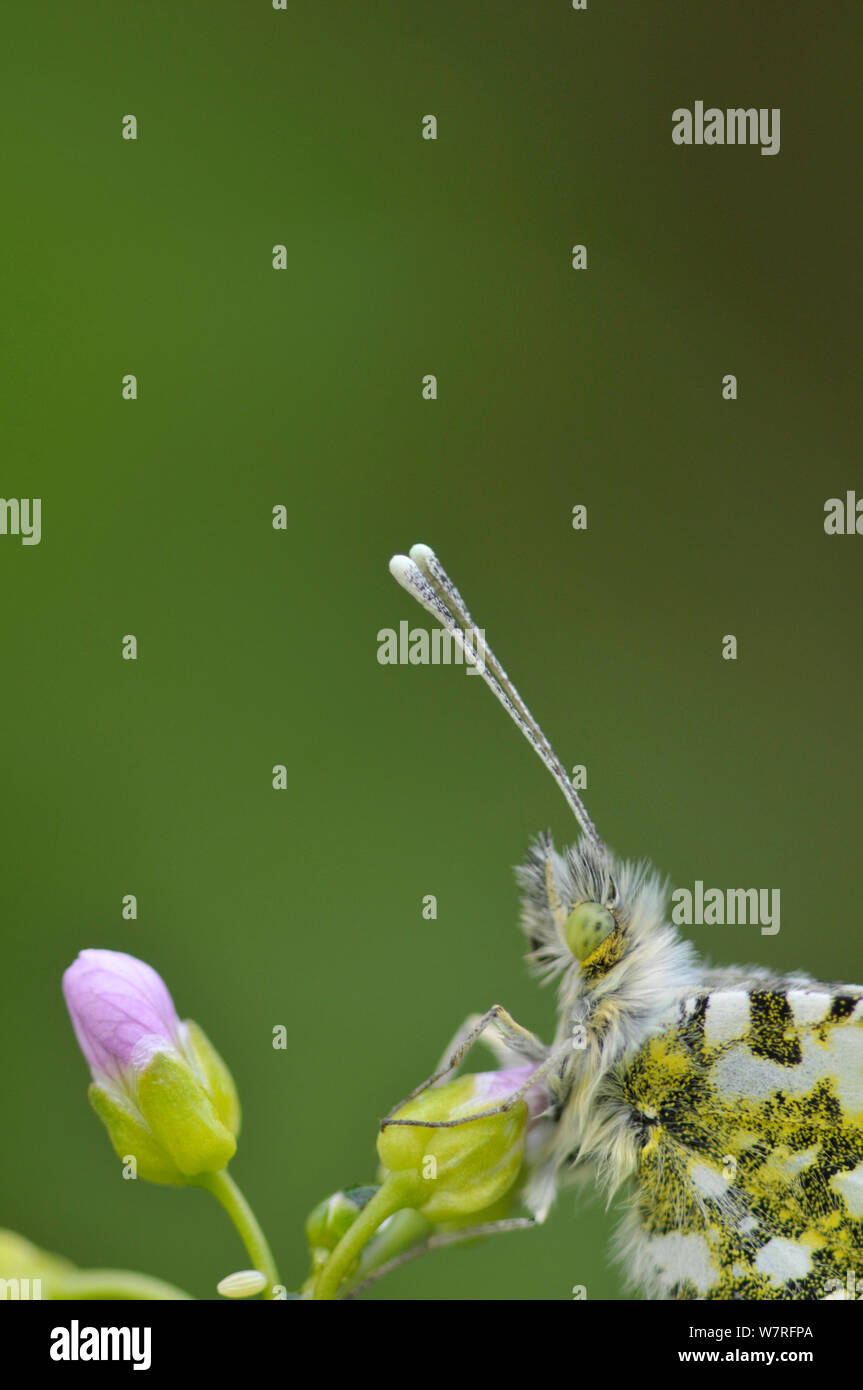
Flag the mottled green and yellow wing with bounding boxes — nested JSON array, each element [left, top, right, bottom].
[[615, 986, 863, 1299]]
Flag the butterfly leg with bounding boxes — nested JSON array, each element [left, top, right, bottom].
[[381, 1004, 550, 1127], [382, 1039, 568, 1131], [433, 1005, 548, 1075]]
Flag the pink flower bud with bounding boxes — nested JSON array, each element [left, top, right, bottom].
[[62, 949, 182, 1085]]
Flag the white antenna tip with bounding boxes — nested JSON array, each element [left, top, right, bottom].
[[408, 543, 436, 569], [388, 553, 420, 590]]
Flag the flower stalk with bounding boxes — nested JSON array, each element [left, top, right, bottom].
[[194, 1170, 280, 1299]]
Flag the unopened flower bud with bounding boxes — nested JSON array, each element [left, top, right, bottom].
[[312, 1066, 550, 1298], [305, 1186, 379, 1255], [63, 949, 239, 1184], [377, 1065, 547, 1222]]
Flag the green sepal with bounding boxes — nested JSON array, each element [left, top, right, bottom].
[[137, 1050, 237, 1177], [88, 1082, 185, 1185], [182, 1019, 241, 1138]]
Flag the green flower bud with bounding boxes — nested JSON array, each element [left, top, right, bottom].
[[377, 1072, 532, 1222], [312, 1067, 549, 1299], [305, 1186, 379, 1254]]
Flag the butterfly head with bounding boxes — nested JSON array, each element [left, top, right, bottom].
[[517, 834, 672, 996]]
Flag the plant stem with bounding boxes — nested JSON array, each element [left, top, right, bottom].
[[58, 1270, 193, 1300], [345, 1208, 430, 1291], [194, 1169, 280, 1298], [313, 1175, 418, 1301]]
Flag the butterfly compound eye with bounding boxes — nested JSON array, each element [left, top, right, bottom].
[[565, 902, 616, 962]]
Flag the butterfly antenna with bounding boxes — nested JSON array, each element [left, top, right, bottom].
[[388, 543, 605, 855]]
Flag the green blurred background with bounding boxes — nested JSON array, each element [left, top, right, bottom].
[[1, 1, 861, 1300]]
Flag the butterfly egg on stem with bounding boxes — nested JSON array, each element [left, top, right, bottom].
[[216, 1269, 267, 1299]]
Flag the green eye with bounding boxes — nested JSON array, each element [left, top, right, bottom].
[[564, 902, 616, 961]]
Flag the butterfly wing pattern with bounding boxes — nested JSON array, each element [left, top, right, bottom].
[[610, 982, 863, 1298]]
